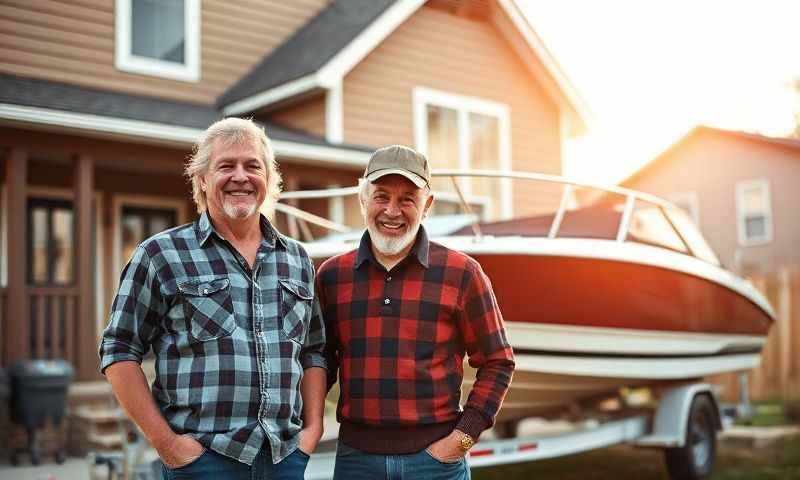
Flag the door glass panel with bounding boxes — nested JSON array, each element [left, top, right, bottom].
[[31, 208, 49, 284], [52, 209, 73, 284], [121, 206, 178, 267]]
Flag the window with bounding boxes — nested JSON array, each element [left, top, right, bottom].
[[120, 206, 177, 265], [735, 179, 772, 246], [28, 198, 75, 285], [115, 0, 200, 82], [413, 87, 512, 220], [667, 191, 699, 226]]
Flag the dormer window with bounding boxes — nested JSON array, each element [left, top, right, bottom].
[[115, 0, 200, 82]]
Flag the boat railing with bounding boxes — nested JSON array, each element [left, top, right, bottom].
[[276, 169, 720, 266]]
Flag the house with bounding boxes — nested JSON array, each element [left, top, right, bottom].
[[0, 0, 589, 385], [621, 125, 800, 275]]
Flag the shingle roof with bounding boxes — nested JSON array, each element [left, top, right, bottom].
[[217, 0, 395, 108], [0, 73, 372, 151]]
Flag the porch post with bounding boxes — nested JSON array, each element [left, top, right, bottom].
[[74, 154, 95, 379], [4, 148, 28, 366]]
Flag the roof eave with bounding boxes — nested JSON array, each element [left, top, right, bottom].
[[0, 103, 371, 167]]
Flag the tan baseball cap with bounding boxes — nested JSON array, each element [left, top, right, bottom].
[[364, 145, 431, 188]]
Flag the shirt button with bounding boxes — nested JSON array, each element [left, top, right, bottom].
[[384, 298, 390, 305], [386, 276, 392, 282]]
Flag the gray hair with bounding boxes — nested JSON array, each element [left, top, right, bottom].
[[185, 117, 282, 213]]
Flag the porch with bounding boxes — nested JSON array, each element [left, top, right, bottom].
[[0, 126, 364, 381]]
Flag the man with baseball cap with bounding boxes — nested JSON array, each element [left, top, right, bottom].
[[316, 145, 515, 479]]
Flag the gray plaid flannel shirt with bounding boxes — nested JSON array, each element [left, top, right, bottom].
[[99, 212, 326, 465]]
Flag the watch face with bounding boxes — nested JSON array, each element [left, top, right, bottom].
[[461, 435, 475, 450]]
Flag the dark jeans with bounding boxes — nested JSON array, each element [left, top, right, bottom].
[[162, 446, 309, 480], [333, 441, 470, 480]]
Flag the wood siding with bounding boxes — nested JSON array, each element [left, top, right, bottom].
[[0, 0, 329, 103], [623, 130, 800, 273], [267, 94, 328, 138], [341, 5, 562, 217]]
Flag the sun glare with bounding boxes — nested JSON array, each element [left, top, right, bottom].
[[520, 0, 800, 185]]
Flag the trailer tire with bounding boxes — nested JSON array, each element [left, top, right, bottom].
[[664, 394, 717, 480]]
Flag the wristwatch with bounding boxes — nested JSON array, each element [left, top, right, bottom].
[[455, 429, 475, 452]]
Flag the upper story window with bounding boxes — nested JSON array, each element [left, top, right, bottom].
[[413, 87, 512, 220], [115, 0, 201, 82], [667, 191, 700, 226], [735, 179, 772, 246]]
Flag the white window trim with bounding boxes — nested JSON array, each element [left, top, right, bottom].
[[412, 87, 513, 220], [115, 0, 201, 82], [667, 191, 700, 227], [111, 194, 189, 284], [1, 186, 105, 336], [735, 179, 773, 247]]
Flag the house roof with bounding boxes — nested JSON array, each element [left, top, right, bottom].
[[621, 125, 800, 186], [218, 0, 395, 109], [217, 0, 591, 135], [0, 74, 372, 167]]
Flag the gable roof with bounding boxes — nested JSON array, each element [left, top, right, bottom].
[[621, 125, 800, 186], [218, 0, 396, 110], [0, 74, 372, 167], [218, 0, 590, 134]]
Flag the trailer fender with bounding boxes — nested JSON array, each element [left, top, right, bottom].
[[634, 383, 721, 448]]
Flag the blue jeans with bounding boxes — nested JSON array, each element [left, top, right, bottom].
[[161, 446, 309, 479], [333, 441, 470, 480]]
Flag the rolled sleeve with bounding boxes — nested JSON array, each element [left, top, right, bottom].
[[98, 246, 165, 374]]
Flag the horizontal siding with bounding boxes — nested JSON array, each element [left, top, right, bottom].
[[269, 95, 328, 139], [0, 0, 329, 103], [343, 5, 561, 218]]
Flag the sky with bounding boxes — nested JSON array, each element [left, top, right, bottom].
[[519, 1, 800, 184]]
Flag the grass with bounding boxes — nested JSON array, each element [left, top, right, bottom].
[[471, 434, 800, 480]]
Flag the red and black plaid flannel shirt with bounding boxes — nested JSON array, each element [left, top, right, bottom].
[[317, 227, 514, 453]]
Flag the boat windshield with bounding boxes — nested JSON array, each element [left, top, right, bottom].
[[664, 207, 721, 266], [275, 170, 723, 266]]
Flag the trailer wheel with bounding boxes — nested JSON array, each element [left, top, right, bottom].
[[664, 394, 717, 480]]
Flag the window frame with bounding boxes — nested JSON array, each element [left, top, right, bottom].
[[735, 178, 773, 247], [111, 194, 188, 283], [115, 0, 201, 82], [413, 87, 513, 219]]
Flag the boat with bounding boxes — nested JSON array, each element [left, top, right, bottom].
[[277, 170, 775, 427]]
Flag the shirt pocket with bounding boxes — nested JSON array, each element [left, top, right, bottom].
[[278, 278, 312, 345], [178, 277, 236, 342]]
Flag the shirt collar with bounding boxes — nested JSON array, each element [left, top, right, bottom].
[[354, 225, 430, 270], [196, 211, 285, 249]]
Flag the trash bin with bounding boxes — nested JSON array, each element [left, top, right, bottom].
[[8, 359, 74, 466]]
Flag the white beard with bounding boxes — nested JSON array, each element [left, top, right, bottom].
[[366, 216, 421, 256], [223, 200, 257, 220]]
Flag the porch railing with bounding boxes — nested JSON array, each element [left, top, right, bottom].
[[27, 287, 80, 364]]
